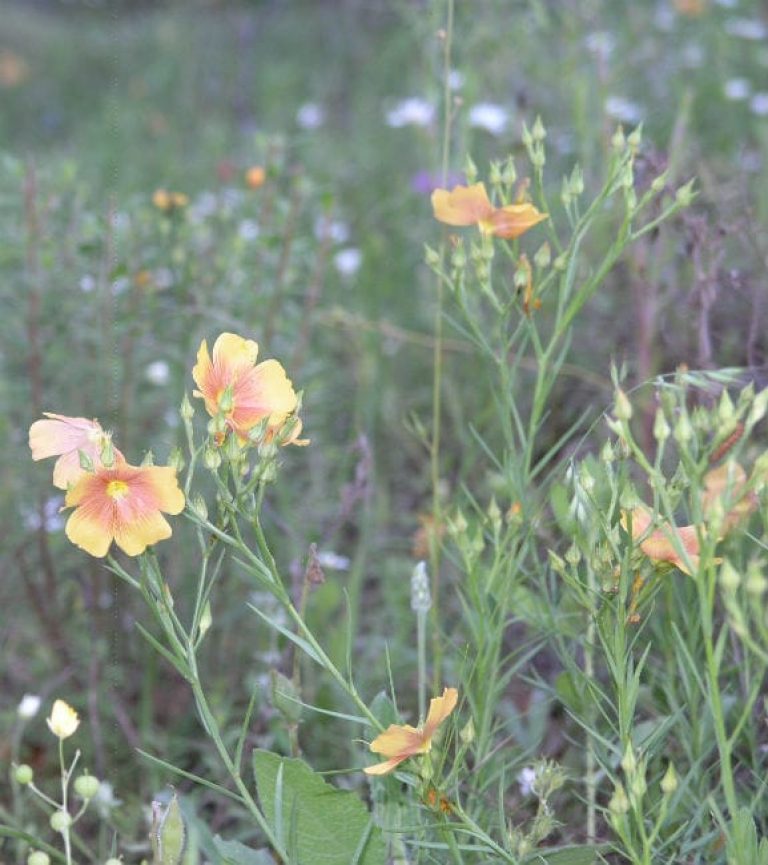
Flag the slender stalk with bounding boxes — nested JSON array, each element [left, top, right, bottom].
[[58, 740, 72, 865]]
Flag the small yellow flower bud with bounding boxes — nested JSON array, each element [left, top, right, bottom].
[[614, 389, 633, 422], [27, 853, 50, 865], [660, 761, 678, 795], [47, 700, 79, 740], [608, 782, 630, 815]]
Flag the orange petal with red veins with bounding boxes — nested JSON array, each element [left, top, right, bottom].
[[431, 183, 494, 226]]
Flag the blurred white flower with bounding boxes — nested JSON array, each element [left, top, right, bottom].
[[79, 275, 96, 293], [724, 17, 767, 40], [315, 216, 349, 244], [316, 550, 351, 570], [385, 97, 435, 128], [333, 247, 362, 278], [468, 102, 510, 135], [750, 92, 768, 115], [517, 766, 537, 796], [447, 69, 464, 90], [145, 360, 170, 386], [724, 78, 752, 100], [585, 31, 616, 61], [17, 694, 42, 719], [296, 102, 325, 130], [605, 95, 644, 124], [23, 496, 64, 532], [238, 219, 260, 241]]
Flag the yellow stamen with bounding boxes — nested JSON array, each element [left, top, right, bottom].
[[106, 480, 129, 499]]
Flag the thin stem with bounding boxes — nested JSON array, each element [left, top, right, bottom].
[[58, 740, 72, 865]]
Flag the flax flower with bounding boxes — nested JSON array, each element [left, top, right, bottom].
[[364, 687, 458, 776], [192, 333, 299, 442], [64, 462, 184, 558], [29, 413, 123, 490], [47, 699, 80, 740], [623, 506, 701, 576], [431, 182, 547, 238]]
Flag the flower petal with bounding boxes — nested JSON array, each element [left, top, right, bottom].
[[363, 755, 409, 776], [114, 510, 173, 556], [65, 498, 115, 558], [423, 687, 459, 738], [368, 723, 425, 758], [431, 183, 493, 226], [486, 203, 548, 238]]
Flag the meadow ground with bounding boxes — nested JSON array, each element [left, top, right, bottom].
[[3, 2, 768, 863]]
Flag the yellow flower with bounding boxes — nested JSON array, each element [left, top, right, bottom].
[[364, 687, 458, 776], [152, 189, 188, 212], [622, 506, 701, 576], [65, 462, 185, 558], [47, 699, 80, 739], [192, 332, 300, 444], [431, 182, 547, 238]]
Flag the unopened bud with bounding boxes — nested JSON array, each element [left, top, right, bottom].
[[620, 744, 637, 776], [650, 172, 667, 193], [489, 160, 502, 186], [675, 180, 696, 208], [614, 389, 633, 422], [611, 126, 626, 152], [189, 494, 208, 521], [533, 242, 551, 270], [460, 718, 475, 745], [719, 560, 741, 593], [748, 388, 768, 427], [198, 602, 212, 638], [150, 794, 185, 865], [14, 764, 33, 785], [50, 811, 72, 833], [218, 386, 234, 415], [673, 413, 693, 444], [203, 446, 222, 471], [532, 115, 546, 142], [627, 126, 642, 150], [608, 782, 630, 815], [745, 561, 767, 597], [179, 393, 194, 421], [653, 409, 670, 442], [718, 390, 735, 423], [167, 447, 185, 473], [463, 154, 478, 185], [660, 761, 678, 795], [27, 853, 50, 865], [501, 156, 517, 186], [424, 244, 440, 269]]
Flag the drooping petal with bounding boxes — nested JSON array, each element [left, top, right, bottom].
[[423, 687, 459, 739], [702, 461, 756, 531], [368, 723, 426, 758], [363, 755, 410, 776], [485, 203, 548, 238], [431, 183, 494, 227], [624, 506, 701, 576]]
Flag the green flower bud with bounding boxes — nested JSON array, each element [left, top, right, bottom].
[[150, 794, 185, 865], [534, 242, 551, 270], [627, 126, 642, 150], [614, 389, 633, 422], [179, 393, 194, 421], [653, 409, 671, 442], [660, 761, 678, 795], [50, 810, 72, 833], [104, 859, 122, 865], [270, 670, 303, 723], [459, 718, 475, 745], [719, 560, 741, 593], [531, 147, 546, 169], [718, 390, 735, 423], [424, 244, 440, 269], [167, 447, 185, 473], [203, 446, 222, 471], [650, 172, 667, 193], [27, 852, 50, 865], [198, 602, 212, 638], [748, 388, 768, 427], [463, 154, 478, 185], [218, 385, 234, 415], [565, 544, 582, 567], [501, 156, 517, 186], [608, 782, 630, 815], [74, 773, 100, 800], [673, 413, 693, 444], [620, 744, 637, 776], [489, 160, 502, 186], [532, 115, 546, 142], [745, 561, 767, 597], [675, 180, 696, 208], [611, 126, 626, 152], [14, 764, 33, 785]]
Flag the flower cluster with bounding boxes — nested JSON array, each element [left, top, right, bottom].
[[29, 332, 304, 559]]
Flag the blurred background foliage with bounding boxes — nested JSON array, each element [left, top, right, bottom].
[[2, 0, 768, 852]]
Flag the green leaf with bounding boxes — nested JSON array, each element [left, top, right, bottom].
[[252, 750, 386, 865], [212, 836, 276, 865], [526, 845, 599, 865]]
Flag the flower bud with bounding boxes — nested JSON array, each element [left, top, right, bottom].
[[27, 853, 50, 865], [719, 560, 741, 593], [748, 388, 768, 427], [614, 389, 633, 422], [501, 156, 517, 186], [660, 761, 678, 795], [611, 126, 626, 152], [675, 180, 696, 208], [424, 244, 440, 269], [620, 744, 637, 776], [50, 811, 72, 833], [150, 794, 185, 865], [167, 447, 185, 473], [203, 446, 222, 471], [673, 413, 693, 444], [530, 147, 545, 169], [532, 115, 546, 142], [15, 764, 33, 785], [653, 409, 670, 442], [745, 561, 767, 597], [608, 782, 630, 815], [218, 385, 234, 415], [189, 494, 208, 522], [533, 242, 551, 270], [104, 859, 122, 865], [627, 126, 642, 150], [179, 393, 194, 421], [718, 390, 735, 424], [270, 670, 303, 723], [47, 700, 79, 740], [74, 773, 100, 800], [198, 602, 212, 638], [463, 154, 478, 185], [489, 160, 502, 186], [565, 544, 582, 567], [650, 172, 667, 193], [569, 165, 584, 196]]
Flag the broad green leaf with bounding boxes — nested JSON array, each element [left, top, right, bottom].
[[213, 836, 276, 865], [252, 750, 386, 865]]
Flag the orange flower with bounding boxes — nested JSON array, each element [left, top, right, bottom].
[[64, 462, 184, 558], [701, 462, 756, 531], [623, 506, 701, 576], [152, 189, 188, 212], [431, 182, 547, 238], [192, 333, 299, 443], [364, 687, 458, 776], [29, 413, 124, 490], [245, 166, 266, 189]]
